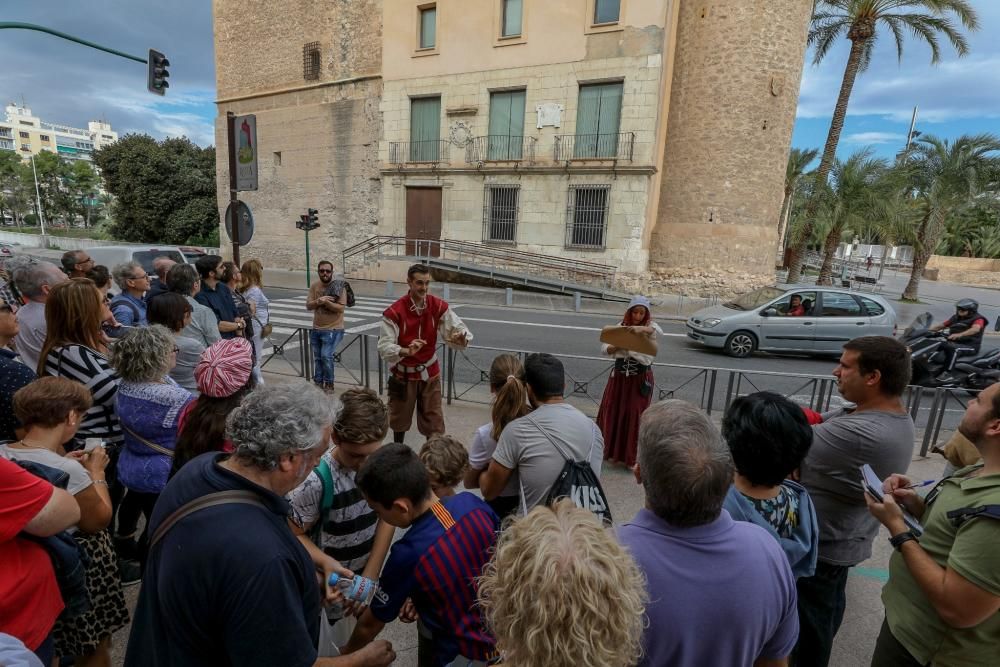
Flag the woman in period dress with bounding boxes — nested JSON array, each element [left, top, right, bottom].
[[597, 296, 662, 468]]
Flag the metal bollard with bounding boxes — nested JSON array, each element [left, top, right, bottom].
[[574, 291, 581, 313], [443, 284, 450, 301], [505, 287, 513, 306], [385, 280, 393, 298]]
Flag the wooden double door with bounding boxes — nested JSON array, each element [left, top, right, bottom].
[[405, 187, 442, 257]]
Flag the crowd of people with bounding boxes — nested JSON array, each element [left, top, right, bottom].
[[1, 256, 998, 667]]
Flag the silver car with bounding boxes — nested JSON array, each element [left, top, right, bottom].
[[686, 286, 897, 358]]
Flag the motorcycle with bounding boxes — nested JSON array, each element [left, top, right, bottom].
[[902, 312, 1000, 389]]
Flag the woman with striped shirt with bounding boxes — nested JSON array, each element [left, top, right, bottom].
[[37, 278, 123, 452]]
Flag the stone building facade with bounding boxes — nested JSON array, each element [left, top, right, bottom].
[[214, 0, 812, 294]]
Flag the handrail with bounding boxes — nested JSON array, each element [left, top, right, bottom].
[[342, 236, 617, 286]]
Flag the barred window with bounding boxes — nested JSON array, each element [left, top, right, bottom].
[[303, 42, 321, 80], [566, 185, 610, 249], [483, 185, 519, 244]]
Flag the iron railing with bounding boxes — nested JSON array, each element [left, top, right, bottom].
[[465, 135, 537, 163], [554, 132, 635, 161], [389, 140, 451, 164], [341, 235, 618, 289], [261, 330, 969, 456]]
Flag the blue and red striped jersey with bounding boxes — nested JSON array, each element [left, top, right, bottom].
[[371, 492, 499, 665]]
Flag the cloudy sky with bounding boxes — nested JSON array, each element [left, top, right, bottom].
[[0, 0, 215, 146], [792, 0, 1000, 161], [1, 1, 996, 159]]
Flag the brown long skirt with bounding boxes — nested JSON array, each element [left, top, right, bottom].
[[597, 369, 654, 468]]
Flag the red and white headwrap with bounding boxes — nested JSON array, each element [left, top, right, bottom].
[[195, 338, 253, 398]]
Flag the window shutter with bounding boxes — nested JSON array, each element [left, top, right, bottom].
[[410, 97, 441, 161]]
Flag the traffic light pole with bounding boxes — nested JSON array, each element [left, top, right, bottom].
[[0, 23, 147, 63], [226, 112, 241, 266], [304, 229, 312, 289]]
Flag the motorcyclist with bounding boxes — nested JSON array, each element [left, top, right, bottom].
[[930, 298, 989, 381]]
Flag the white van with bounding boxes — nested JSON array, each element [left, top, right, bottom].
[[86, 246, 190, 293]]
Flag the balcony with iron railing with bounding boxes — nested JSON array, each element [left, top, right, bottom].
[[0, 127, 11, 138], [389, 140, 451, 165], [465, 135, 537, 164], [554, 132, 635, 162]]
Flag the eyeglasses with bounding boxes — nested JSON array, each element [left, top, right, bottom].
[[79, 257, 93, 264], [131, 273, 150, 281], [171, 346, 180, 353]]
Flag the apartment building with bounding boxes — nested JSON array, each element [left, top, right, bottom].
[[0, 103, 119, 162], [215, 0, 813, 293]]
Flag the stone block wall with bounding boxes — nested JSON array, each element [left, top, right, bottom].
[[213, 0, 384, 270], [650, 0, 813, 295]]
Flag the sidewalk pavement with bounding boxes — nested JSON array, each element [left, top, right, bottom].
[[109, 368, 951, 667]]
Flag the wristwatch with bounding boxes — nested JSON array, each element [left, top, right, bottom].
[[889, 531, 918, 551]]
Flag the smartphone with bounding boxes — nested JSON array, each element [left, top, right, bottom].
[[84, 438, 104, 452]]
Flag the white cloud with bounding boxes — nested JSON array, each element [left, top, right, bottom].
[[843, 131, 906, 145]]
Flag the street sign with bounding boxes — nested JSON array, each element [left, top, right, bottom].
[[224, 201, 254, 246], [235, 114, 258, 191]]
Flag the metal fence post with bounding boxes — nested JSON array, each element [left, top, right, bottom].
[[446, 347, 454, 405], [361, 335, 370, 389], [301, 329, 311, 381], [443, 284, 450, 301], [505, 287, 513, 306], [919, 388, 944, 457], [377, 356, 384, 396], [574, 291, 581, 313], [705, 370, 718, 415]]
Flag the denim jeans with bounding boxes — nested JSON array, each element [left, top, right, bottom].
[[310, 328, 343, 385], [793, 560, 851, 667]]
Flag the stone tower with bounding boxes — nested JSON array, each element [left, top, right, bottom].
[[650, 0, 813, 294]]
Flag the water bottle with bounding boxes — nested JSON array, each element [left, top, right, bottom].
[[327, 572, 379, 606]]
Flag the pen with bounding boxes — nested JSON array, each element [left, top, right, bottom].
[[903, 479, 935, 490]]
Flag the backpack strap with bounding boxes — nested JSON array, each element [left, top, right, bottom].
[[149, 490, 267, 549], [946, 504, 1000, 528], [316, 457, 336, 517], [522, 412, 597, 462], [122, 423, 174, 457]]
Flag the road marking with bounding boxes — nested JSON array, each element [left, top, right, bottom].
[[459, 317, 686, 336]]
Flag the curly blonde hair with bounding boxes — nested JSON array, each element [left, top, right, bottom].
[[419, 434, 469, 490], [478, 500, 647, 667]]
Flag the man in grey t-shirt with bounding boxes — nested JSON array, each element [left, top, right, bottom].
[[795, 336, 915, 667], [480, 353, 603, 513]]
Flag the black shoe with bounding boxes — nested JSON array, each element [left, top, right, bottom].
[[118, 558, 142, 586]]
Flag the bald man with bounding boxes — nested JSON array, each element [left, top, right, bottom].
[[145, 257, 177, 305]]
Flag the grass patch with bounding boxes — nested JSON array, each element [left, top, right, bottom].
[[7, 226, 109, 239], [897, 297, 925, 304]]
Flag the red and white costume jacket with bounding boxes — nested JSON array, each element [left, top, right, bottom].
[[378, 293, 472, 381]]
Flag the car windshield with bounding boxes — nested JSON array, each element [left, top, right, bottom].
[[723, 287, 787, 311]]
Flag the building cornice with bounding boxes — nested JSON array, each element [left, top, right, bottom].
[[380, 164, 657, 177], [215, 73, 383, 105]]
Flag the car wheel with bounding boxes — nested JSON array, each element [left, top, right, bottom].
[[724, 331, 756, 358]]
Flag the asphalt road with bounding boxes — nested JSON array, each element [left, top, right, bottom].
[[258, 286, 966, 438]]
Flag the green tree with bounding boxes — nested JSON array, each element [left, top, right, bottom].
[[93, 134, 218, 244], [816, 150, 898, 283], [66, 160, 101, 227], [0, 150, 24, 228], [938, 198, 1000, 257], [785, 0, 978, 283], [901, 133, 1000, 300], [776, 147, 819, 261]]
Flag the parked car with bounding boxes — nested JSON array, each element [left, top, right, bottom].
[[686, 285, 897, 358], [86, 246, 189, 294]]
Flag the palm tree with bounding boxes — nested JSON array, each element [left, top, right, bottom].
[[816, 149, 895, 284], [776, 147, 819, 263], [784, 0, 978, 283], [900, 133, 1000, 300]]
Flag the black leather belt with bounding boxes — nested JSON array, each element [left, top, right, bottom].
[[614, 358, 650, 376]]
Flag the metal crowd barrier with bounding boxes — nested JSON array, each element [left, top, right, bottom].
[[261, 329, 974, 456]]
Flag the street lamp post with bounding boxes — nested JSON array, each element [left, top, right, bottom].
[[28, 153, 46, 236]]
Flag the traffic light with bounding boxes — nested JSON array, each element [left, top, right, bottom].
[[296, 209, 320, 231], [147, 49, 170, 95]]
